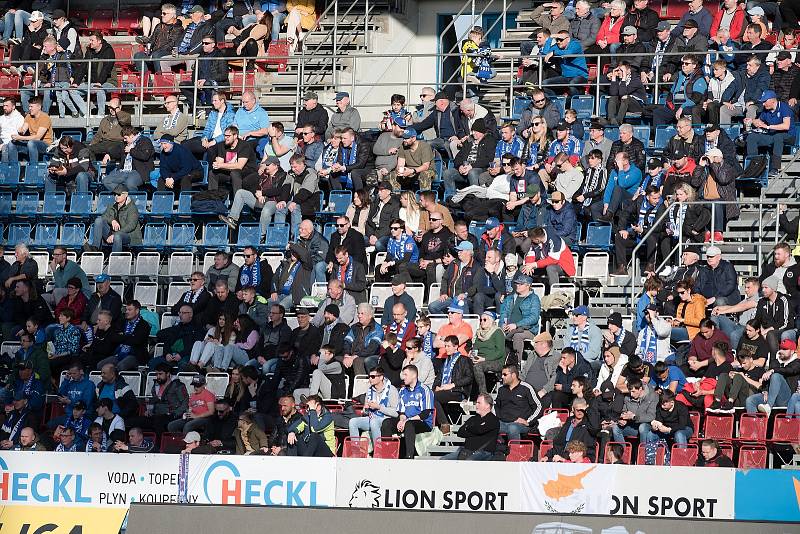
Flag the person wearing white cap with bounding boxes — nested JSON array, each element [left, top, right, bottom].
[[690, 148, 737, 241], [696, 245, 741, 307]]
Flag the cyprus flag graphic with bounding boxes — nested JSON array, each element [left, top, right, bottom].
[[521, 464, 616, 514]]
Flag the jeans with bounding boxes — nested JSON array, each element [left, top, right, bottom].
[[229, 191, 290, 236], [371, 235, 390, 252], [612, 422, 651, 442], [442, 167, 484, 198], [427, 296, 470, 315], [93, 217, 131, 252], [247, 357, 280, 376], [348, 415, 384, 442], [288, 207, 303, 240], [46, 172, 90, 193], [217, 345, 251, 370], [788, 392, 800, 415], [103, 170, 143, 191], [132, 49, 172, 73], [440, 447, 493, 460], [20, 86, 52, 116], [499, 421, 529, 441], [313, 261, 327, 284], [270, 11, 287, 41], [190, 340, 223, 367], [746, 132, 791, 171], [6, 139, 48, 162], [745, 372, 792, 413], [712, 315, 744, 351], [646, 426, 692, 445], [2, 10, 30, 41], [69, 82, 114, 117]]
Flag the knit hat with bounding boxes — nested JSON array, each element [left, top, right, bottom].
[[324, 304, 340, 317], [761, 275, 780, 290]]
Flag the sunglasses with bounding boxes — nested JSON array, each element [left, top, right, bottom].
[[190, 278, 202, 282], [336, 223, 347, 227], [430, 217, 442, 222], [368, 374, 380, 379], [532, 121, 543, 126], [390, 226, 402, 230], [554, 37, 566, 42], [203, 41, 215, 45], [243, 254, 255, 258], [533, 99, 546, 104], [677, 291, 687, 295]]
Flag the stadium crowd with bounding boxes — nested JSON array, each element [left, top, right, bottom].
[[0, 0, 798, 465]]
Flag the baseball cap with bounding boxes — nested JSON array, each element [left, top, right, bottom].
[[684, 19, 699, 29], [377, 180, 392, 191], [303, 91, 318, 100], [533, 332, 553, 343], [481, 311, 497, 321], [777, 50, 793, 61], [780, 339, 797, 351], [748, 6, 765, 16], [95, 273, 111, 283], [647, 157, 663, 170], [402, 128, 418, 139], [555, 121, 570, 131], [607, 312, 623, 327], [621, 25, 637, 35], [513, 273, 534, 285], [324, 304, 340, 317], [190, 5, 205, 14], [112, 184, 128, 195], [759, 90, 778, 103], [334, 92, 349, 101], [52, 9, 67, 19], [73, 400, 87, 410], [295, 307, 311, 316], [671, 147, 688, 160], [705, 148, 723, 160], [705, 245, 722, 257], [572, 305, 590, 316], [485, 217, 500, 230], [657, 21, 671, 31], [264, 156, 281, 167], [455, 241, 474, 252], [447, 300, 465, 314], [526, 183, 540, 197], [391, 273, 411, 286], [191, 375, 207, 386], [184, 431, 202, 443], [433, 91, 449, 101], [29, 11, 44, 22]]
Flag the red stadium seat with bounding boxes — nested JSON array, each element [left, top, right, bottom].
[[0, 74, 19, 97], [264, 39, 289, 72], [149, 73, 180, 97], [670, 443, 698, 466], [735, 413, 767, 443], [506, 440, 535, 462], [738, 444, 768, 469], [604, 441, 632, 464], [229, 72, 256, 94], [704, 414, 734, 441], [343, 436, 369, 458], [159, 432, 185, 453], [769, 414, 800, 445], [89, 9, 115, 33], [118, 9, 142, 33], [688, 411, 701, 437], [373, 437, 400, 459], [538, 440, 553, 461], [663, 1, 688, 20], [636, 442, 666, 465]]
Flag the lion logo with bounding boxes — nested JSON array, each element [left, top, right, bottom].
[[349, 479, 381, 508]]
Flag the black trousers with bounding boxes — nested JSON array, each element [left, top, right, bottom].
[[208, 169, 260, 197], [158, 169, 204, 194], [285, 432, 334, 457], [87, 139, 124, 163], [434, 390, 464, 425], [614, 231, 658, 268], [381, 418, 431, 459], [182, 136, 216, 161]]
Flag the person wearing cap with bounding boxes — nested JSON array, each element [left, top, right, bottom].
[[567, 306, 603, 370], [702, 123, 741, 175], [443, 118, 497, 197], [89, 183, 143, 252], [132, 3, 184, 73], [50, 8, 79, 55], [296, 92, 328, 137], [603, 312, 637, 358], [478, 217, 516, 263], [498, 272, 541, 362], [392, 127, 435, 191], [18, 35, 80, 118], [745, 338, 800, 415], [542, 189, 577, 246], [155, 133, 203, 193], [67, 31, 117, 118], [612, 185, 665, 276], [277, 308, 318, 394], [412, 91, 467, 160], [642, 21, 678, 85], [662, 151, 698, 199], [746, 88, 796, 178], [541, 31, 588, 96], [521, 331, 558, 400], [101, 125, 155, 192], [710, 0, 746, 43], [0, 391, 33, 449], [692, 148, 739, 240], [602, 150, 643, 222], [373, 120, 406, 179], [3, 11, 47, 77], [10, 360, 45, 414], [754, 274, 796, 358], [606, 62, 648, 127], [468, 311, 505, 394], [429, 240, 486, 315], [167, 374, 216, 434], [220, 154, 289, 235], [653, 54, 707, 127], [671, 0, 713, 38], [325, 92, 361, 140], [44, 134, 91, 194]]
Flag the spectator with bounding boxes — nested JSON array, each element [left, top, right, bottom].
[[112, 427, 155, 453], [311, 279, 355, 328], [760, 242, 800, 330], [567, 306, 603, 371], [647, 389, 693, 445], [14, 332, 49, 386], [375, 217, 420, 283], [770, 51, 800, 116], [87, 98, 131, 164], [208, 125, 260, 195], [403, 337, 436, 388], [393, 128, 435, 191], [613, 185, 665, 276], [545, 398, 596, 461], [670, 279, 708, 343], [89, 185, 142, 252], [684, 320, 734, 379], [672, 0, 713, 37], [102, 126, 155, 192], [710, 352, 765, 412], [69, 32, 116, 118], [380, 275, 417, 327], [0, 97, 24, 162], [570, 1, 601, 50], [746, 89, 796, 178], [703, 124, 742, 173], [653, 54, 707, 126], [51, 279, 87, 334], [544, 189, 578, 246], [440, 393, 499, 461], [220, 157, 287, 235], [498, 273, 541, 365], [542, 31, 588, 96], [696, 438, 735, 467], [326, 215, 367, 271], [412, 91, 465, 160], [261, 122, 296, 172], [189, 312, 237, 370], [607, 62, 648, 127], [380, 364, 434, 459], [373, 121, 405, 181], [327, 128, 371, 192], [167, 375, 215, 434], [428, 242, 485, 314], [705, 60, 741, 126], [152, 304, 205, 371], [746, 339, 800, 415], [754, 275, 795, 358], [234, 90, 271, 155], [575, 149, 608, 223], [233, 412, 270, 455], [4, 12, 47, 77], [348, 366, 399, 444], [223, 314, 261, 370], [588, 0, 626, 58], [532, 1, 570, 35], [201, 398, 237, 453], [282, 154, 319, 240], [296, 91, 328, 137], [20, 35, 79, 118], [736, 24, 774, 69], [203, 279, 241, 327], [270, 243, 313, 310], [604, 313, 637, 358], [45, 135, 91, 193], [523, 226, 577, 286], [637, 305, 674, 364], [518, 88, 562, 133], [176, 35, 229, 112], [171, 272, 211, 321], [277, 308, 318, 394], [433, 301, 474, 357], [329, 247, 367, 305], [432, 335, 474, 433], [652, 360, 687, 394], [156, 134, 203, 193], [295, 344, 343, 402], [711, 0, 746, 42], [183, 91, 235, 160], [495, 364, 542, 440], [581, 122, 612, 169], [623, 0, 661, 46], [342, 303, 384, 376], [82, 274, 122, 328], [612, 379, 657, 442], [607, 123, 646, 173], [132, 4, 184, 73], [326, 92, 361, 139], [96, 364, 139, 420], [712, 273, 759, 351], [235, 246, 273, 298], [7, 95, 51, 163], [470, 311, 506, 394]]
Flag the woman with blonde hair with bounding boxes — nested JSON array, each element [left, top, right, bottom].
[[399, 190, 425, 236], [524, 117, 551, 170]]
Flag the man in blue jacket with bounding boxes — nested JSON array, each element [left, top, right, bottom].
[[47, 362, 96, 429], [182, 91, 236, 160], [542, 31, 588, 96], [155, 134, 203, 193], [603, 150, 643, 222], [653, 54, 707, 126], [543, 190, 577, 246], [746, 90, 796, 178]]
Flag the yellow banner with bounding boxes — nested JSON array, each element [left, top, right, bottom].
[[0, 505, 127, 533]]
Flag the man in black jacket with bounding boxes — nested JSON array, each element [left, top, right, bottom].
[[46, 134, 92, 193], [760, 242, 800, 330], [274, 308, 319, 394], [607, 124, 647, 173], [152, 305, 205, 371], [102, 126, 154, 191], [412, 92, 466, 160], [69, 31, 115, 118], [325, 215, 367, 269], [442, 118, 497, 198], [171, 271, 211, 323], [82, 274, 123, 328], [613, 186, 665, 275], [546, 398, 596, 461], [96, 301, 151, 370], [432, 335, 474, 432], [329, 246, 367, 304], [202, 398, 237, 452], [296, 92, 329, 137], [440, 393, 499, 460], [132, 3, 184, 73], [754, 275, 795, 358], [495, 364, 543, 441], [330, 128, 373, 191], [7, 11, 48, 76], [623, 0, 661, 46], [417, 210, 455, 288], [365, 183, 401, 251], [428, 242, 487, 315]]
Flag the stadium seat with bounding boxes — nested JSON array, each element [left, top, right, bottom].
[[159, 432, 185, 453], [737, 444, 768, 469], [636, 442, 666, 465], [368, 283, 393, 308], [24, 162, 49, 188], [703, 413, 734, 441], [97, 192, 115, 214], [69, 192, 93, 218], [265, 223, 290, 250], [203, 223, 229, 250], [0, 162, 21, 188], [570, 95, 594, 119], [538, 440, 553, 461], [34, 223, 58, 248], [768, 414, 800, 445], [206, 372, 230, 398], [8, 223, 31, 246], [168, 252, 194, 278], [343, 436, 370, 458], [150, 192, 175, 218], [167, 283, 191, 306], [16, 192, 39, 217], [171, 223, 196, 250], [670, 443, 698, 466], [60, 223, 85, 248], [134, 282, 159, 307], [632, 125, 651, 145], [373, 437, 400, 459], [135, 252, 161, 278], [107, 252, 133, 277], [142, 223, 169, 250], [735, 413, 767, 443], [42, 191, 66, 216], [327, 190, 352, 215], [236, 223, 262, 249], [507, 439, 535, 462], [654, 126, 676, 149]]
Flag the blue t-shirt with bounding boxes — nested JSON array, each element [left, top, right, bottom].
[[759, 101, 796, 136], [651, 365, 687, 394]]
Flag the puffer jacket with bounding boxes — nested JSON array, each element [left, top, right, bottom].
[[690, 161, 739, 221]]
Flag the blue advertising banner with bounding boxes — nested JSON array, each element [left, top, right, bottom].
[[735, 469, 800, 522]]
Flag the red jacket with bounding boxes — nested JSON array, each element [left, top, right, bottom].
[[54, 292, 88, 325], [710, 6, 746, 41], [596, 15, 625, 45]]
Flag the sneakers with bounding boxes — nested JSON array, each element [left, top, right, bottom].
[[757, 403, 772, 416], [8, 38, 20, 46], [218, 214, 238, 230], [708, 400, 722, 412], [713, 231, 724, 243], [768, 170, 781, 179], [659, 265, 673, 278], [719, 400, 735, 413]]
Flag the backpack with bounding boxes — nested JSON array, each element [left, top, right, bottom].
[[739, 154, 768, 179], [140, 308, 159, 336]]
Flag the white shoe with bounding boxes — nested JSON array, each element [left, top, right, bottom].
[[757, 403, 771, 416], [658, 266, 673, 278]]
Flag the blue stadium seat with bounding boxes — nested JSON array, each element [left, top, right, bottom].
[[56, 129, 85, 143], [724, 124, 741, 141], [7, 223, 31, 245], [178, 192, 193, 215], [16, 192, 39, 217], [327, 190, 352, 215], [24, 162, 48, 188], [633, 125, 651, 145], [553, 96, 567, 116], [129, 191, 147, 214], [598, 95, 609, 117], [34, 222, 58, 248], [323, 222, 336, 242], [583, 222, 612, 251], [69, 192, 93, 218], [604, 128, 620, 141], [654, 126, 676, 148], [0, 192, 12, 218], [505, 96, 531, 121], [203, 223, 229, 249], [171, 223, 196, 250], [43, 191, 66, 216], [433, 152, 444, 184], [236, 223, 262, 249], [150, 192, 174, 218], [265, 223, 290, 250], [97, 192, 115, 214], [469, 221, 485, 241], [60, 223, 85, 248], [0, 162, 21, 189], [141, 223, 169, 250], [570, 95, 594, 119]]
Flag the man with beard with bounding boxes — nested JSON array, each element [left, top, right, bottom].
[[418, 209, 454, 287], [208, 125, 259, 196], [393, 128, 435, 191]]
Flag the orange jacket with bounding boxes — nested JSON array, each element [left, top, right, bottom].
[[676, 293, 707, 339]]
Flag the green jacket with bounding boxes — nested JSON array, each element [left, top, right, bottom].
[[53, 260, 91, 298], [473, 329, 506, 363], [102, 199, 142, 245]]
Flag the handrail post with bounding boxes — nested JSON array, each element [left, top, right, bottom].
[[138, 59, 145, 126], [85, 58, 92, 128], [595, 54, 601, 115], [193, 57, 199, 124], [406, 55, 412, 105], [351, 55, 356, 100], [710, 203, 715, 243], [365, 0, 370, 53], [333, 0, 339, 88]]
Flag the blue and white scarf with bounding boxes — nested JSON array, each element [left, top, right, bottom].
[[337, 259, 354, 285], [239, 262, 261, 289], [123, 135, 141, 172], [118, 316, 141, 356], [85, 434, 109, 452], [366, 378, 392, 420], [421, 331, 435, 359], [441, 352, 460, 385], [340, 140, 359, 189], [56, 442, 79, 452], [389, 319, 410, 344], [569, 325, 591, 356], [638, 324, 659, 364], [280, 261, 301, 295], [183, 288, 204, 304], [1, 409, 27, 443]]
